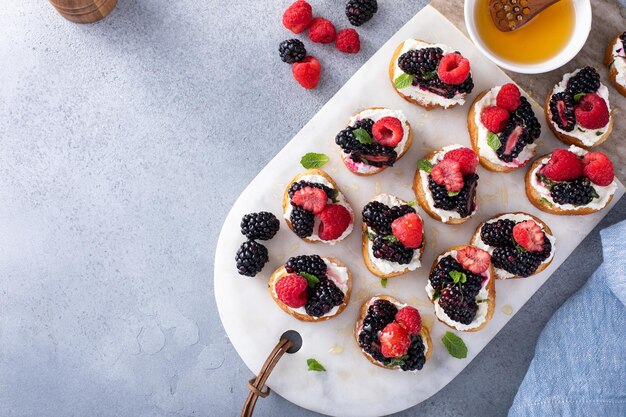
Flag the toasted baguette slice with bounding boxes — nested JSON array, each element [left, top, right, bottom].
[[389, 39, 467, 110], [361, 194, 425, 278], [413, 147, 477, 225], [525, 153, 616, 215], [355, 295, 432, 369], [282, 169, 354, 243], [428, 245, 495, 332], [339, 107, 413, 176], [470, 212, 555, 279], [269, 256, 351, 322], [604, 34, 626, 98], [468, 89, 536, 172], [544, 86, 613, 149]]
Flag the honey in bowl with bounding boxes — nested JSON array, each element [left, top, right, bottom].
[[474, 0, 575, 64]]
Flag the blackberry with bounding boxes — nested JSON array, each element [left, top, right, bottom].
[[288, 180, 335, 201], [460, 270, 484, 298], [492, 246, 542, 277], [456, 174, 479, 218], [565, 66, 601, 95], [455, 73, 475, 95], [428, 177, 457, 211], [362, 201, 415, 235], [290, 206, 314, 238], [516, 96, 542, 140], [305, 279, 345, 317], [421, 77, 458, 99], [285, 255, 327, 279], [358, 329, 390, 365], [364, 299, 398, 332], [345, 0, 378, 26], [335, 127, 397, 167], [278, 39, 306, 64], [429, 255, 461, 291], [240, 211, 280, 240], [235, 240, 269, 277], [372, 235, 414, 264], [438, 286, 478, 325], [397, 47, 444, 77], [400, 334, 427, 371], [497, 117, 530, 163], [551, 177, 597, 206], [536, 237, 552, 262], [549, 92, 576, 132], [480, 219, 515, 247], [620, 32, 626, 45], [353, 118, 375, 135]]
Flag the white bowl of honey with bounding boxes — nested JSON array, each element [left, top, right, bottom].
[[464, 0, 591, 74]]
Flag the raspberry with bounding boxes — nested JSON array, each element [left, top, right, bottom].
[[541, 149, 583, 182], [318, 204, 352, 241], [275, 273, 308, 308], [308, 17, 336, 44], [291, 186, 327, 214], [437, 53, 471, 85], [372, 116, 404, 147], [391, 213, 423, 249], [456, 246, 491, 274], [583, 152, 614, 186], [496, 83, 522, 111], [395, 306, 422, 335], [431, 159, 464, 193], [379, 322, 411, 358], [292, 56, 321, 89], [512, 220, 545, 252], [335, 28, 360, 53], [282, 1, 313, 34], [444, 147, 478, 175], [480, 106, 510, 133], [575, 93, 610, 130]]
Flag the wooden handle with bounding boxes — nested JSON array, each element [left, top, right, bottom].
[[49, 0, 117, 24], [241, 337, 293, 417]]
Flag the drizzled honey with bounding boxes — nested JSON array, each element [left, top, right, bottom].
[[474, 0, 575, 64]]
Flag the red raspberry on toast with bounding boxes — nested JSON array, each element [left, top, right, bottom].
[[513, 220, 545, 252], [292, 186, 327, 214], [583, 152, 614, 186], [318, 204, 352, 241], [444, 147, 478, 175], [541, 149, 583, 182], [275, 273, 308, 308], [292, 56, 321, 89], [496, 83, 521, 111], [437, 53, 471, 85], [480, 106, 510, 133], [395, 306, 422, 335], [391, 213, 423, 249], [282, 1, 313, 34], [372, 116, 403, 147], [575, 93, 610, 130], [335, 28, 360, 53], [379, 322, 411, 358], [431, 159, 464, 193], [456, 246, 491, 274], [308, 17, 336, 44]]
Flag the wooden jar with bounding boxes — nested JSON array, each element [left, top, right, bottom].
[[49, 0, 117, 24]]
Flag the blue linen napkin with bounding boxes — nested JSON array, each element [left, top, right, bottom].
[[508, 220, 626, 417]]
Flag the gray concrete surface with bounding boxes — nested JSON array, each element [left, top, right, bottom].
[[0, 1, 624, 416]]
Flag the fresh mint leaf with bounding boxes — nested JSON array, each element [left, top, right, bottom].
[[383, 235, 399, 244], [515, 243, 527, 253], [300, 152, 330, 169], [381, 278, 388, 288], [417, 159, 433, 173], [487, 132, 502, 151], [448, 190, 460, 197], [393, 73, 413, 89], [353, 128, 374, 145], [595, 130, 604, 136], [433, 290, 441, 300], [367, 230, 377, 241], [573, 92, 585, 102], [386, 354, 408, 367], [300, 272, 320, 288], [407, 199, 417, 207], [539, 197, 554, 207], [421, 70, 437, 80], [442, 332, 468, 359], [577, 127, 585, 132], [537, 174, 556, 189], [327, 188, 339, 203], [307, 358, 326, 372], [449, 270, 467, 284], [591, 187, 599, 199]]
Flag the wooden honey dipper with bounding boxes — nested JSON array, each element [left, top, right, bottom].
[[489, 0, 561, 32]]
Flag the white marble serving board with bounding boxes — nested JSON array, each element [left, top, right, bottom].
[[214, 5, 624, 416]]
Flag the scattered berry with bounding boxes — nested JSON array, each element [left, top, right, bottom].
[[285, 254, 327, 278], [379, 322, 411, 358], [292, 56, 321, 89], [575, 93, 610, 130], [444, 147, 478, 175], [372, 116, 404, 147], [431, 159, 464, 193], [391, 213, 423, 249], [275, 273, 308, 308], [437, 53, 471, 85], [335, 28, 360, 53], [395, 306, 422, 335], [549, 92, 576, 132], [496, 83, 521, 111], [456, 246, 491, 274], [541, 149, 583, 182], [582, 152, 614, 186], [551, 177, 597, 206], [290, 205, 315, 237], [235, 240, 269, 277], [566, 66, 601, 96], [480, 219, 515, 247], [305, 279, 345, 316], [512, 220, 545, 252], [308, 17, 336, 44], [345, 0, 378, 26], [240, 212, 280, 240], [492, 246, 542, 277], [318, 204, 352, 241], [282, 0, 313, 34], [480, 106, 510, 133], [279, 39, 307, 64], [292, 186, 327, 214]]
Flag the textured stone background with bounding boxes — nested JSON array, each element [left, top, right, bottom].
[[0, 1, 624, 416]]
